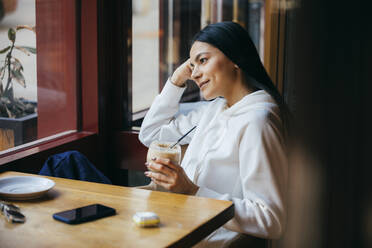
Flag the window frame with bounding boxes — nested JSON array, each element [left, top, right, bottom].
[[0, 0, 100, 172], [130, 0, 202, 124], [264, 0, 287, 94]]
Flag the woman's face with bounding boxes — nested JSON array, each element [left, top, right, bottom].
[[189, 41, 239, 101]]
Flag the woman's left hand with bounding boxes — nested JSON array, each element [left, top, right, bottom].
[[145, 157, 199, 195]]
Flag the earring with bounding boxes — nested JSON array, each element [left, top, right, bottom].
[[234, 64, 239, 69]]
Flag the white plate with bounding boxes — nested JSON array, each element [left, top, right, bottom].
[[0, 176, 55, 200]]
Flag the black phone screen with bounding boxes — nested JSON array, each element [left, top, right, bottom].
[[53, 204, 116, 224]]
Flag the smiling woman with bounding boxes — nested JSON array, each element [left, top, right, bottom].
[[139, 21, 290, 247], [171, 42, 249, 106], [189, 41, 249, 106]]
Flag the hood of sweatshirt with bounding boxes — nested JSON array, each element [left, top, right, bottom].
[[218, 90, 279, 118]]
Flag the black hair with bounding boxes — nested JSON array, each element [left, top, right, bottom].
[[192, 21, 291, 137]]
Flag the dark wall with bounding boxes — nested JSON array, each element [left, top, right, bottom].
[[284, 0, 371, 247]]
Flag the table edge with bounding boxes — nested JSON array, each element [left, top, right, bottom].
[[167, 202, 235, 248]]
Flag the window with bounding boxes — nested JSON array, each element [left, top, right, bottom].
[[0, 0, 37, 151], [131, 0, 202, 121], [0, 0, 91, 154], [130, 0, 269, 123], [132, 0, 160, 113], [0, 0, 99, 165]]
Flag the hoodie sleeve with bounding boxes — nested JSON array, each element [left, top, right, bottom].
[[139, 79, 207, 147], [196, 119, 288, 239]]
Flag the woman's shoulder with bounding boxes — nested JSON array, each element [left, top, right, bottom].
[[227, 91, 280, 121], [234, 99, 283, 135]]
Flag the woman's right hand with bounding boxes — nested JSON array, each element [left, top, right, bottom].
[[170, 59, 192, 87]]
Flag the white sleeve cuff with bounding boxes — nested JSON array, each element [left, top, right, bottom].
[[159, 79, 187, 104]]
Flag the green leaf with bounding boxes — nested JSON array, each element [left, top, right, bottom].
[[15, 46, 36, 55], [5, 105, 14, 118], [0, 63, 8, 79], [0, 46, 11, 54], [0, 66, 5, 74], [20, 46, 36, 54], [14, 46, 30, 56], [11, 58, 23, 71], [8, 28, 16, 42], [11, 70, 26, 88]]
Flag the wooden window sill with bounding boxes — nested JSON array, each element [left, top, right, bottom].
[[0, 131, 97, 167]]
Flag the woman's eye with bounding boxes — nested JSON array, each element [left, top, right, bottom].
[[200, 58, 207, 64]]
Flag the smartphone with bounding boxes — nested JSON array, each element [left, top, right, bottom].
[[53, 204, 116, 224]]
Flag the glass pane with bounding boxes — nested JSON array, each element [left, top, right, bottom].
[[36, 0, 77, 139], [132, 0, 159, 113], [0, 0, 78, 152], [202, 0, 264, 58], [0, 0, 37, 151]]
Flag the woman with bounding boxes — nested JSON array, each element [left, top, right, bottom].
[[139, 21, 289, 247]]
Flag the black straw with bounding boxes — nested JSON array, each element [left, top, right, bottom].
[[169, 126, 197, 148]]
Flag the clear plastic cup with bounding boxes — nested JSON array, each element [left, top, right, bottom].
[[147, 140, 181, 166]]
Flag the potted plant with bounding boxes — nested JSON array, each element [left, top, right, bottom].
[[0, 25, 37, 150]]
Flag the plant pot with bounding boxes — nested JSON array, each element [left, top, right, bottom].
[[0, 113, 37, 151]]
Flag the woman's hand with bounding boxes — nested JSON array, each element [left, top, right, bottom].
[[170, 59, 192, 87], [144, 157, 199, 195]]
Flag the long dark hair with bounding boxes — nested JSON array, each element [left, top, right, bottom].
[[192, 21, 291, 137]]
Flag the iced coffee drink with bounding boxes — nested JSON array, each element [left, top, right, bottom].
[[147, 140, 181, 166], [139, 141, 181, 192]]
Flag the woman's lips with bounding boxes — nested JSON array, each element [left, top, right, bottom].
[[199, 80, 209, 89]]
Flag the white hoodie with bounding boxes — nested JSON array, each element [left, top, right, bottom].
[[139, 80, 288, 247]]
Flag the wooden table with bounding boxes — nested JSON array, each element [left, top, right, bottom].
[[0, 171, 234, 248]]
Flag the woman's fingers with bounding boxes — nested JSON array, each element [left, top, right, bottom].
[[151, 157, 180, 171], [144, 156, 198, 195], [145, 171, 171, 183], [145, 172, 175, 191], [146, 160, 176, 176], [184, 58, 193, 72], [171, 58, 193, 86]]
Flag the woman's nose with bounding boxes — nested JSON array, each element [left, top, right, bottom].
[[191, 66, 202, 79]]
